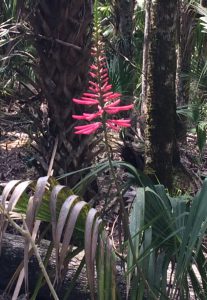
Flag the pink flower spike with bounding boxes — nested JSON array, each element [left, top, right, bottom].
[[100, 68, 108, 75], [102, 84, 112, 92], [107, 119, 131, 126], [104, 99, 121, 108], [71, 32, 134, 136], [101, 73, 108, 80], [89, 72, 96, 78], [72, 115, 88, 120], [81, 97, 99, 102], [99, 56, 107, 61], [106, 122, 120, 131], [105, 93, 121, 100], [82, 93, 99, 98], [73, 98, 99, 105], [82, 110, 103, 121], [103, 92, 120, 99], [105, 104, 134, 114], [104, 96, 120, 102], [74, 122, 102, 135], [102, 78, 109, 84], [90, 64, 98, 70], [72, 109, 103, 121], [75, 122, 101, 130], [89, 81, 98, 87], [89, 86, 98, 93], [106, 120, 131, 129], [103, 92, 113, 97], [88, 81, 100, 92]]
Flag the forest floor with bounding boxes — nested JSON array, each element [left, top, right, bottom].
[[0, 99, 38, 182], [0, 97, 206, 195]]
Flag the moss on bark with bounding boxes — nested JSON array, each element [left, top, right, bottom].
[[145, 0, 179, 189]]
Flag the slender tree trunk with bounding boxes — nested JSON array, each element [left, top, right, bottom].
[[145, 0, 179, 189], [176, 1, 196, 141], [141, 0, 151, 116], [112, 0, 136, 96], [114, 0, 135, 59], [176, 1, 194, 107]]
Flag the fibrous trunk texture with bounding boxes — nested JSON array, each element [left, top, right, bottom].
[[28, 1, 98, 184], [145, 0, 179, 188]]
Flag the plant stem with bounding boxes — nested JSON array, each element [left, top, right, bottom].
[[102, 125, 158, 300]]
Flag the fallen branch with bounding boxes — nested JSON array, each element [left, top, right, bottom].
[[0, 233, 126, 299], [0, 233, 90, 300]]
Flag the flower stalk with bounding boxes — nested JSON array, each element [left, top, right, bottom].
[[72, 10, 133, 134], [71, 3, 158, 298]]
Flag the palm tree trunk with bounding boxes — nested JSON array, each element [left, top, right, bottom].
[[28, 1, 97, 185]]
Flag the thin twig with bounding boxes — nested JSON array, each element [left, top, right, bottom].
[[47, 136, 59, 177]]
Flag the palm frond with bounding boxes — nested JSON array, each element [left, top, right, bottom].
[[127, 181, 207, 299], [0, 176, 116, 299]]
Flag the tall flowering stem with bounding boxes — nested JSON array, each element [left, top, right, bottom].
[[71, 4, 158, 299], [71, 4, 134, 240], [72, 9, 133, 134]]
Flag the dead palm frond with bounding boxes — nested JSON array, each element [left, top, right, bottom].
[[0, 176, 116, 300]]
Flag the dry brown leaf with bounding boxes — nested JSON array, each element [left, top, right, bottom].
[[85, 208, 98, 300]]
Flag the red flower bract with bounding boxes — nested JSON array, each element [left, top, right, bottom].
[[72, 31, 133, 135], [74, 122, 102, 135]]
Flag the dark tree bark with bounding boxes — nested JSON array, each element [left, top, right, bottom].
[[112, 0, 136, 97], [145, 0, 179, 189], [24, 1, 98, 186], [176, 1, 197, 141], [113, 0, 135, 59], [176, 1, 195, 107], [141, 0, 152, 116], [201, 0, 207, 7]]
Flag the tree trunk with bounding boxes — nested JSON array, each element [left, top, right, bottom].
[[26, 1, 98, 185], [176, 1, 196, 141], [176, 1, 195, 107], [141, 0, 152, 116], [145, 0, 179, 189], [114, 0, 135, 59], [112, 0, 136, 96]]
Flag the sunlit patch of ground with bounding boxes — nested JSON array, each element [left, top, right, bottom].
[[0, 131, 30, 150]]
